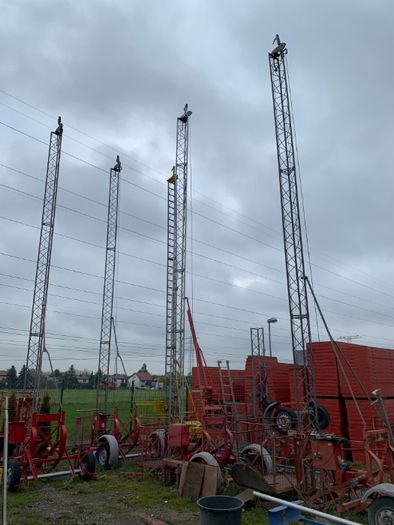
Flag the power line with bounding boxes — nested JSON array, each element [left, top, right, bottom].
[[3, 176, 394, 321], [2, 209, 394, 324], [1, 241, 394, 336], [3, 160, 394, 311], [3, 152, 394, 307], [0, 88, 284, 238], [1, 122, 394, 340], [2, 93, 394, 301], [0, 211, 290, 303]]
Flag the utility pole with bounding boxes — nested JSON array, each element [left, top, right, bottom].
[[96, 156, 122, 413], [25, 117, 63, 410], [165, 104, 192, 422]]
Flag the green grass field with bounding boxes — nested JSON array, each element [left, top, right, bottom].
[[39, 388, 165, 437]]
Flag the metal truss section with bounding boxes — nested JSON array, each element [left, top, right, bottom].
[[250, 328, 269, 413], [165, 104, 192, 421], [96, 156, 122, 413], [25, 117, 63, 408], [269, 36, 315, 421], [250, 328, 265, 356]]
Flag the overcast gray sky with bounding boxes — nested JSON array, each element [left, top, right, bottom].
[[0, 0, 394, 377]]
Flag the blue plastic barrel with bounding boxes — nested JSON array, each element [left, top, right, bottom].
[[197, 495, 244, 525]]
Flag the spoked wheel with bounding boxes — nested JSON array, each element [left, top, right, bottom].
[[368, 496, 394, 525], [78, 453, 96, 481], [240, 444, 272, 474], [275, 407, 298, 433], [6, 459, 21, 491], [97, 442, 110, 468]]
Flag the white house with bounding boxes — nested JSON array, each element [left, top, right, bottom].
[[129, 363, 152, 389]]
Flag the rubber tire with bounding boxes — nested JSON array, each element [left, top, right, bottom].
[[97, 442, 111, 469], [79, 452, 96, 481], [367, 496, 394, 525], [7, 459, 21, 492], [149, 429, 166, 459], [315, 404, 330, 430], [275, 407, 298, 433]]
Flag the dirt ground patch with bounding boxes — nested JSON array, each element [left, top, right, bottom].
[[6, 463, 368, 525], [8, 468, 200, 525]]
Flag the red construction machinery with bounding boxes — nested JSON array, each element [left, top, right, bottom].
[[0, 118, 96, 489], [230, 36, 394, 524]]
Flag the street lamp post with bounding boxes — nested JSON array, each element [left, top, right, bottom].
[[267, 317, 278, 357]]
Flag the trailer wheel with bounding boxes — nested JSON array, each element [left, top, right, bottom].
[[149, 429, 166, 459], [79, 452, 96, 481], [97, 434, 119, 468], [240, 444, 273, 474], [275, 407, 298, 433], [190, 452, 222, 491], [97, 442, 111, 468], [368, 496, 394, 525], [7, 459, 21, 492]]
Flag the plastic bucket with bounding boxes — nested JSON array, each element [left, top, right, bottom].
[[197, 495, 244, 525]]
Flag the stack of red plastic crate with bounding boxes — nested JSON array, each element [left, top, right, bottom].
[[190, 342, 394, 463], [304, 342, 346, 437], [244, 356, 292, 414], [190, 356, 293, 420], [309, 341, 394, 461]]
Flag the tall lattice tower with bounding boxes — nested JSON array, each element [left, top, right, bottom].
[[96, 156, 122, 413], [269, 36, 315, 426], [25, 117, 63, 409], [165, 104, 192, 421]]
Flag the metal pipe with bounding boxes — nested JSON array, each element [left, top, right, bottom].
[[253, 491, 362, 525], [26, 469, 81, 481], [3, 396, 8, 525], [124, 453, 140, 459]]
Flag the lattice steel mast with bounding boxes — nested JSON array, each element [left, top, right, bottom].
[[250, 328, 265, 356], [269, 36, 315, 424], [165, 104, 192, 421], [25, 117, 63, 409], [96, 156, 122, 413]]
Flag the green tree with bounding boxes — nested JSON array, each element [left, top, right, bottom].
[[64, 364, 78, 389], [6, 366, 17, 389], [88, 372, 95, 389], [16, 365, 27, 388]]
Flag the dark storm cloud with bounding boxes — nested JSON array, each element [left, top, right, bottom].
[[0, 0, 394, 375]]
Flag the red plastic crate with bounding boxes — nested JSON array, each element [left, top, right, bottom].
[[338, 346, 394, 398], [345, 398, 394, 461], [307, 342, 340, 397], [307, 341, 394, 399], [289, 366, 306, 403]]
